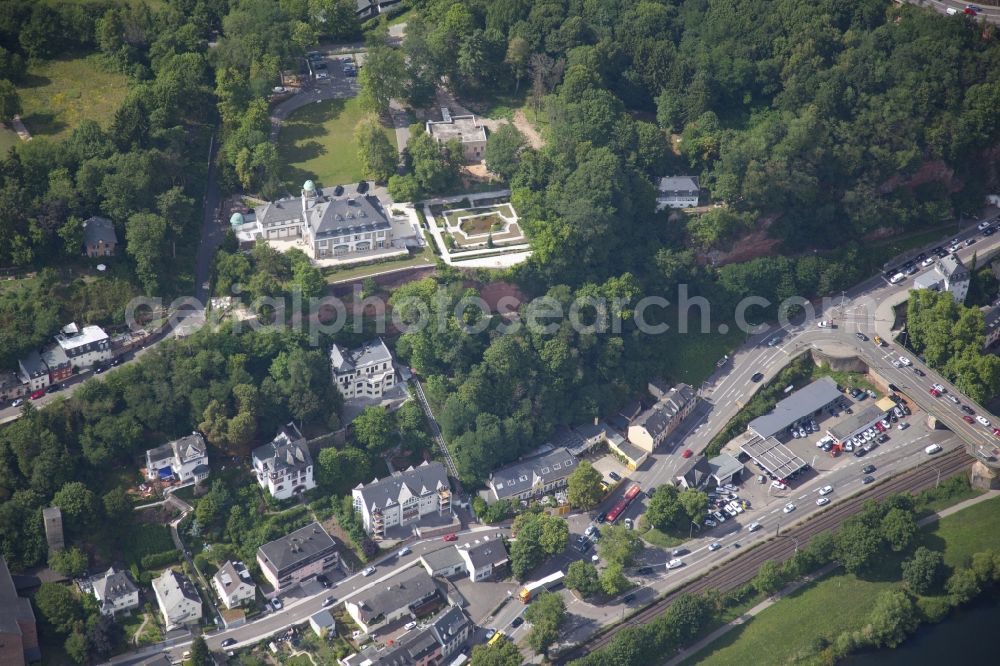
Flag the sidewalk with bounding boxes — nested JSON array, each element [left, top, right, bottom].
[[666, 489, 1000, 666]]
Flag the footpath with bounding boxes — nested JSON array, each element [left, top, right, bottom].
[[665, 488, 1000, 666]]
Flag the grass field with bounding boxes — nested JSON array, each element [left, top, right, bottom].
[[324, 244, 434, 283], [120, 523, 175, 566], [278, 97, 397, 190], [18, 55, 130, 140], [0, 125, 19, 153], [685, 494, 1000, 666], [658, 317, 747, 385]]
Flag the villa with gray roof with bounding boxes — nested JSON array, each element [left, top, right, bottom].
[[91, 568, 139, 617], [152, 569, 202, 631], [456, 537, 508, 582], [17, 351, 49, 392], [429, 605, 472, 658], [256, 522, 338, 593], [627, 383, 696, 453], [252, 423, 314, 500], [249, 181, 393, 260], [211, 561, 256, 609], [486, 447, 578, 503], [344, 566, 441, 633], [145, 433, 209, 484], [656, 176, 700, 210], [82, 216, 117, 257], [914, 253, 970, 304], [352, 461, 452, 539], [330, 338, 396, 400]]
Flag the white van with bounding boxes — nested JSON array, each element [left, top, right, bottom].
[[946, 7, 958, 15], [925, 443, 942, 455]]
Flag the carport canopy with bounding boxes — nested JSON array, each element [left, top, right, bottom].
[[739, 435, 809, 482]]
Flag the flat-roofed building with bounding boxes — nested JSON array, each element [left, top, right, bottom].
[[256, 522, 338, 594], [747, 377, 842, 440], [425, 108, 487, 161]]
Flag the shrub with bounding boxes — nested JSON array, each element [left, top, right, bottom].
[[140, 550, 181, 570]]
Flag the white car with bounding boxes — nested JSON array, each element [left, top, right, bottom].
[[404, 621, 417, 630], [747, 522, 762, 532], [818, 320, 830, 328], [704, 518, 718, 527], [892, 360, 901, 368], [933, 383, 946, 393], [723, 505, 738, 517], [816, 497, 830, 506], [889, 273, 905, 284], [362, 566, 376, 577], [898, 356, 911, 366], [921, 257, 935, 267], [666, 559, 684, 570], [977, 415, 992, 427], [771, 480, 788, 490], [708, 542, 722, 551], [397, 546, 412, 557], [898, 422, 909, 430], [979, 221, 992, 230], [624, 517, 634, 529], [728, 501, 744, 514], [783, 503, 796, 513], [819, 485, 833, 495]]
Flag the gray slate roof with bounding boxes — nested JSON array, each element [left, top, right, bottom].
[[350, 566, 439, 624], [708, 453, 744, 482], [305, 192, 390, 240], [255, 199, 302, 227], [747, 377, 842, 439], [355, 461, 449, 512], [331, 337, 393, 374], [488, 447, 578, 500], [675, 454, 713, 488], [657, 176, 699, 194], [82, 216, 117, 245], [430, 605, 471, 645], [253, 423, 311, 474], [631, 384, 695, 439], [152, 569, 200, 613], [459, 539, 508, 570], [258, 522, 335, 573], [93, 567, 137, 604], [420, 547, 465, 573], [19, 350, 48, 379]]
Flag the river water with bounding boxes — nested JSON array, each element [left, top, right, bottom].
[[843, 588, 1000, 665]]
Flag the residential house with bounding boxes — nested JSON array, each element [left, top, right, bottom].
[[341, 627, 441, 666], [151, 570, 202, 631], [429, 605, 472, 659], [984, 301, 1000, 349], [211, 561, 256, 609], [418, 548, 466, 579], [144, 433, 209, 484], [18, 351, 50, 392], [330, 338, 396, 400], [352, 461, 452, 539], [0, 557, 40, 665], [256, 522, 338, 594], [914, 254, 970, 304], [344, 566, 441, 634], [455, 538, 508, 582], [251, 423, 315, 500], [309, 609, 336, 638], [355, 0, 402, 20], [656, 176, 700, 210], [0, 371, 27, 402], [251, 182, 393, 260], [627, 383, 696, 453], [674, 455, 713, 490], [54, 322, 113, 369], [425, 108, 488, 161], [40, 346, 71, 383], [486, 447, 579, 503], [91, 568, 140, 617], [82, 216, 117, 257]]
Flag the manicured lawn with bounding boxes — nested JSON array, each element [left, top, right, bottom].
[[637, 524, 685, 549], [119, 523, 176, 567], [685, 494, 1000, 666], [278, 97, 397, 190], [18, 55, 130, 140], [323, 244, 434, 283]]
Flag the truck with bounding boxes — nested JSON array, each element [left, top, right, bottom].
[[518, 570, 565, 603]]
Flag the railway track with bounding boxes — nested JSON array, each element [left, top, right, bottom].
[[557, 449, 973, 663]]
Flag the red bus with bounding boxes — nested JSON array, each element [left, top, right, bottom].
[[606, 485, 641, 523]]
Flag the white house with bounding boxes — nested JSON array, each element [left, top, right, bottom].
[[914, 254, 970, 304], [91, 568, 139, 617], [352, 462, 452, 540], [250, 182, 393, 260], [455, 538, 509, 582], [309, 609, 336, 638], [54, 322, 113, 369], [17, 351, 50, 392], [486, 447, 578, 503], [429, 605, 472, 659], [251, 423, 315, 500], [145, 433, 209, 484], [211, 561, 256, 610], [151, 570, 202, 631], [330, 338, 396, 400], [656, 176, 700, 210]]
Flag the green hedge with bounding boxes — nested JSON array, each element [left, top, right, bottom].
[[140, 549, 181, 570]]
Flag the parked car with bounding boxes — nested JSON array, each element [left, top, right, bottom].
[[271, 598, 283, 610], [29, 389, 44, 400], [771, 480, 788, 491], [316, 574, 331, 588], [596, 512, 607, 523], [322, 596, 335, 608], [443, 533, 458, 542], [624, 517, 634, 529], [397, 546, 412, 557], [898, 422, 910, 430], [362, 566, 376, 577], [11, 398, 23, 407], [404, 621, 417, 630], [622, 593, 636, 603], [511, 616, 524, 628], [609, 471, 622, 482], [703, 518, 717, 528], [221, 638, 237, 648]]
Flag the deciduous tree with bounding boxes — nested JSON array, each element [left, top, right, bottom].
[[566, 460, 603, 510]]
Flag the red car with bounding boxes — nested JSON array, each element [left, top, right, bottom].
[[443, 533, 458, 542], [992, 428, 1000, 438], [930, 388, 941, 397], [681, 449, 694, 458], [963, 415, 975, 424], [29, 389, 45, 400]]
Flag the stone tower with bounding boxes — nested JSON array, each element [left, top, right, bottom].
[[43, 507, 64, 552]]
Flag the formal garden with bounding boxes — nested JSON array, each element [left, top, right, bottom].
[[436, 201, 526, 250]]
